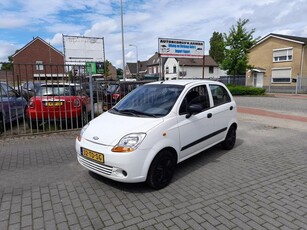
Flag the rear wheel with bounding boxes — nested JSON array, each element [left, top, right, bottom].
[[0, 113, 4, 133], [147, 150, 176, 190], [221, 125, 236, 150]]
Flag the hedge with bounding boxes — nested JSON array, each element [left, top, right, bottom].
[[226, 84, 266, 96]]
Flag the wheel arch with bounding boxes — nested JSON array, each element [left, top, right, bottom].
[[142, 146, 178, 180]]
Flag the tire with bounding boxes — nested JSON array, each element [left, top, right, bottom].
[[221, 125, 236, 150], [27, 118, 38, 129], [77, 108, 88, 127], [0, 114, 4, 133], [146, 150, 176, 190]]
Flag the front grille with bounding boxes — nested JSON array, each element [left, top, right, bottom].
[[79, 156, 113, 175]]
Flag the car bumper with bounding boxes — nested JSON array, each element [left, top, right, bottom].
[[75, 137, 150, 183], [27, 109, 82, 120]]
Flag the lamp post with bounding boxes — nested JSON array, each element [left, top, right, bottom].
[[120, 0, 126, 80], [129, 44, 138, 78]]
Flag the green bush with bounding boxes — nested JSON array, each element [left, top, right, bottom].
[[226, 84, 266, 95]]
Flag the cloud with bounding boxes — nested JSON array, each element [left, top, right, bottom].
[[1, 0, 307, 67], [0, 41, 19, 62]]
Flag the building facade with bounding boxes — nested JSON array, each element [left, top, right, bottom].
[[12, 37, 65, 82], [247, 33, 307, 92]]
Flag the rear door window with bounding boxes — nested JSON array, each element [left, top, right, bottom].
[[209, 84, 231, 106]]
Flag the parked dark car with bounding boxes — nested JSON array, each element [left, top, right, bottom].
[[82, 82, 104, 103], [102, 81, 142, 111], [0, 82, 28, 133]]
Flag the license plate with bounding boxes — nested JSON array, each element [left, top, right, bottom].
[[45, 101, 63, 106], [81, 148, 104, 163]]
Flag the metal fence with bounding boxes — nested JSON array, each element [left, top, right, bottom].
[[266, 76, 307, 93], [0, 63, 154, 137], [218, 75, 246, 86]]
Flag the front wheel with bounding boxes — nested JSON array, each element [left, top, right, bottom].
[[77, 108, 88, 127], [0, 114, 4, 133], [146, 150, 176, 190], [27, 118, 38, 129], [221, 126, 236, 150]]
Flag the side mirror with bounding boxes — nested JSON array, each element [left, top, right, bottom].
[[186, 104, 202, 118]]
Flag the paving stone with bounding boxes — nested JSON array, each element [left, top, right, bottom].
[[1, 97, 307, 229]]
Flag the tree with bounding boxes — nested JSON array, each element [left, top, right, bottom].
[[104, 60, 111, 79], [116, 68, 123, 76], [1, 55, 13, 70], [221, 19, 258, 76], [209, 32, 225, 64]]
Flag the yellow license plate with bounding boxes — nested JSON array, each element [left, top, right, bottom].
[[82, 148, 104, 163], [45, 101, 63, 106]]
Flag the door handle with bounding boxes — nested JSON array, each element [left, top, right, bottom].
[[230, 106, 233, 110], [207, 113, 212, 118]]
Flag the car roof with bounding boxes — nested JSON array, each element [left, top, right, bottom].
[[40, 83, 80, 87], [146, 79, 220, 86]]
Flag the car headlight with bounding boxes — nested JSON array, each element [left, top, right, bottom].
[[112, 133, 146, 152], [77, 123, 90, 142]]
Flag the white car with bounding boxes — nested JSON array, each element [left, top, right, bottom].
[[76, 80, 237, 189]]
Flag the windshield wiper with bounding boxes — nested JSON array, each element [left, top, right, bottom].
[[118, 109, 157, 117]]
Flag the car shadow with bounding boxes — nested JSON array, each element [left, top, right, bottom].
[[88, 138, 244, 193]]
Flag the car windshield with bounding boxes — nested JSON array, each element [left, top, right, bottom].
[[37, 85, 75, 96], [110, 84, 184, 117]]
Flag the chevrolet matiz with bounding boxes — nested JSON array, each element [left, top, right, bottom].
[[76, 80, 237, 189]]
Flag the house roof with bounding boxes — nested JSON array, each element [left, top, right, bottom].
[[12, 36, 64, 58], [176, 55, 218, 67], [254, 33, 307, 47], [126, 61, 148, 74], [147, 52, 167, 66]]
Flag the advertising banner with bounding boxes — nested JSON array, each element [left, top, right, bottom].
[[158, 38, 204, 58]]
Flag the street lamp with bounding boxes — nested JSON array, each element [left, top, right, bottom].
[[129, 44, 138, 78], [120, 0, 126, 80]]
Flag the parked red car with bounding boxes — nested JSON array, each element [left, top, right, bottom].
[[26, 83, 90, 129]]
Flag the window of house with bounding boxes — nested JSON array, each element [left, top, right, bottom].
[[36, 61, 44, 71], [273, 48, 293, 62], [148, 67, 152, 74], [173, 66, 177, 74], [209, 66, 214, 74], [271, 68, 291, 83], [166, 67, 169, 74]]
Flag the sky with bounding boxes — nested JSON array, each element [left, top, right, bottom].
[[1, 0, 307, 68]]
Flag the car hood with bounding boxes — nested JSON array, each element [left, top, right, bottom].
[[82, 111, 164, 146]]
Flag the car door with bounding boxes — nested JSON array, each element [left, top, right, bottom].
[[0, 83, 24, 123], [177, 84, 221, 161], [207, 83, 236, 140]]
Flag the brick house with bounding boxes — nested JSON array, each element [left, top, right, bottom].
[[247, 33, 307, 92], [12, 37, 65, 82]]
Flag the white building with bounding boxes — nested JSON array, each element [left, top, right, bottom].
[[164, 56, 226, 80]]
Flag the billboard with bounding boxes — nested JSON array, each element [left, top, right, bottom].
[[85, 62, 105, 75], [63, 35, 104, 64], [158, 38, 204, 58]]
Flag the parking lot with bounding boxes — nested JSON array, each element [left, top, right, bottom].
[[0, 95, 307, 230]]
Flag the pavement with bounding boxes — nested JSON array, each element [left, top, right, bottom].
[[0, 94, 306, 230]]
